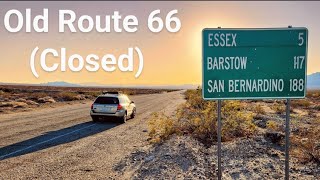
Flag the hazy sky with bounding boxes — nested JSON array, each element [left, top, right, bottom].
[[0, 1, 319, 85]]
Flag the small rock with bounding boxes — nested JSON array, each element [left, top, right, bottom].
[[26, 100, 39, 105], [300, 138, 309, 144], [75, 94, 86, 100], [271, 151, 279, 158], [0, 102, 12, 107], [145, 155, 155, 162], [266, 162, 275, 170], [272, 173, 282, 179], [38, 96, 56, 103], [254, 119, 267, 128], [10, 102, 28, 108], [16, 98, 27, 103]]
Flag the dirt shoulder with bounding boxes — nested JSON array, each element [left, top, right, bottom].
[[115, 135, 319, 179]]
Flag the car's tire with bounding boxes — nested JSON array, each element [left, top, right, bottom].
[[130, 108, 136, 119], [121, 113, 127, 123], [91, 116, 99, 122]]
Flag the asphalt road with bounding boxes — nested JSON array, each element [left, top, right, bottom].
[[0, 90, 185, 179]]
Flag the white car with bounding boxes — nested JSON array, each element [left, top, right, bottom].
[[90, 92, 136, 123]]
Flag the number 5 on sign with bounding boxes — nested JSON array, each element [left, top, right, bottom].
[[298, 32, 304, 46]]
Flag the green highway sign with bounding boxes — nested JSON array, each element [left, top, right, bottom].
[[202, 28, 308, 100]]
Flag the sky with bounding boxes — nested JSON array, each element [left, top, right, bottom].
[[0, 1, 319, 86]]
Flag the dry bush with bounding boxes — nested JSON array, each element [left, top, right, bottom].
[[148, 112, 176, 143], [56, 92, 79, 101], [222, 111, 256, 141], [306, 90, 320, 99], [313, 105, 320, 111], [29, 92, 48, 100], [122, 90, 135, 95], [266, 120, 280, 131], [253, 104, 266, 115], [175, 102, 218, 145], [149, 89, 257, 146], [291, 124, 320, 164], [83, 91, 101, 98], [271, 104, 286, 114], [0, 90, 11, 100], [307, 110, 317, 118], [291, 99, 311, 108]]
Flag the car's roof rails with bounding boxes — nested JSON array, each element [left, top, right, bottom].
[[102, 91, 123, 95]]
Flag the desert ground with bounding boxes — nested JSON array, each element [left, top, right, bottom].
[[0, 86, 319, 179], [0, 85, 175, 114]]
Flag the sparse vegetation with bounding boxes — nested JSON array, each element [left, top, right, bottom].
[[148, 112, 176, 143], [271, 104, 286, 114], [148, 89, 257, 146], [149, 88, 320, 167], [56, 92, 79, 101], [291, 122, 320, 164], [291, 99, 311, 108], [306, 90, 320, 99], [266, 120, 280, 131], [253, 104, 266, 115], [313, 105, 320, 111]]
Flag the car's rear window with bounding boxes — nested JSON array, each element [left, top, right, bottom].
[[94, 97, 119, 104]]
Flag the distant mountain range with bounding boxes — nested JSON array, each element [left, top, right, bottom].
[[307, 72, 320, 89], [38, 82, 198, 89], [40, 81, 81, 87]]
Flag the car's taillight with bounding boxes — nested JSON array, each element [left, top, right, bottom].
[[91, 104, 93, 109], [117, 104, 122, 110]]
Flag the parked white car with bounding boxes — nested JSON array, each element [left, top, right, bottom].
[[90, 92, 136, 123]]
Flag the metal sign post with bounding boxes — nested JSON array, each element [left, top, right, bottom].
[[217, 100, 222, 180], [285, 99, 291, 180]]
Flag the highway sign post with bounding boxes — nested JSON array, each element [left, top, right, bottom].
[[202, 27, 308, 180]]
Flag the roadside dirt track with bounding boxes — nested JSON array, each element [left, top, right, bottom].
[[0, 91, 185, 179]]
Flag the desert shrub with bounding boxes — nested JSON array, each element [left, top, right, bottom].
[[184, 89, 195, 100], [0, 90, 11, 100], [28, 92, 49, 100], [83, 91, 101, 98], [222, 100, 243, 113], [307, 110, 317, 118], [291, 125, 320, 164], [56, 92, 79, 101], [306, 90, 320, 99], [175, 101, 218, 145], [253, 104, 266, 115], [148, 112, 176, 143], [271, 104, 285, 114], [222, 111, 256, 141], [266, 120, 280, 131], [313, 105, 320, 111], [291, 99, 311, 108], [122, 90, 135, 95], [0, 88, 14, 93], [149, 89, 257, 146]]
